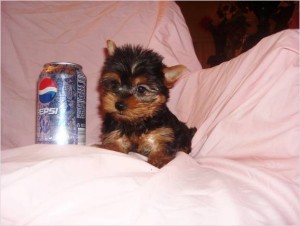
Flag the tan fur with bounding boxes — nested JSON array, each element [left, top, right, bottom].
[[131, 76, 148, 86], [163, 65, 186, 88], [101, 92, 118, 114], [102, 72, 121, 83], [137, 127, 174, 156], [124, 95, 166, 120], [101, 130, 131, 154], [107, 40, 117, 56], [101, 127, 176, 167], [147, 150, 176, 169]]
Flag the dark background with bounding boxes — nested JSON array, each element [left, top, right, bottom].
[[177, 1, 299, 68]]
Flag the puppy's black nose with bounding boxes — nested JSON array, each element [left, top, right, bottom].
[[115, 101, 127, 111]]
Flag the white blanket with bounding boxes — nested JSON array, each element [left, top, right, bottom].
[[1, 143, 299, 225]]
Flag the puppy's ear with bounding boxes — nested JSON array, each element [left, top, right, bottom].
[[107, 40, 117, 56], [163, 65, 186, 88]]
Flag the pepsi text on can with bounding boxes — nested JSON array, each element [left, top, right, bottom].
[[36, 62, 86, 145]]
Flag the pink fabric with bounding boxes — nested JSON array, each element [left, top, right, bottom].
[[170, 29, 299, 159], [169, 29, 299, 187], [1, 1, 299, 225], [1, 1, 201, 150], [1, 144, 299, 225]]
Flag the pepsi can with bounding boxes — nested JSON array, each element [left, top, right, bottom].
[[36, 62, 86, 145]]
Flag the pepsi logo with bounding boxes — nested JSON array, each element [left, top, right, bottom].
[[38, 77, 57, 103]]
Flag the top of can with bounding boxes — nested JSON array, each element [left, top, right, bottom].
[[43, 62, 82, 69]]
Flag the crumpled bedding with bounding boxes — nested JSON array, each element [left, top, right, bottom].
[[1, 143, 298, 225], [1, 1, 299, 225]]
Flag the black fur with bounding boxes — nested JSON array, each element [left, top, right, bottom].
[[102, 44, 169, 98], [99, 42, 197, 168]]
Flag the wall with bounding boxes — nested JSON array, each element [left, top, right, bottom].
[[176, 1, 219, 68]]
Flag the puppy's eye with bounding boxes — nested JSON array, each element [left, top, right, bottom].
[[110, 81, 120, 90], [136, 85, 147, 94]]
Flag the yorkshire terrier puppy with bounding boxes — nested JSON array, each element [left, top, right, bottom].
[[98, 40, 197, 168]]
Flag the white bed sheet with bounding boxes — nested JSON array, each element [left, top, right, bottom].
[[1, 144, 299, 225]]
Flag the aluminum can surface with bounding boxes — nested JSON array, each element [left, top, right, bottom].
[[36, 62, 86, 145]]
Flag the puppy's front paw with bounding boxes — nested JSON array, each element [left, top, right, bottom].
[[95, 143, 129, 154], [147, 151, 175, 168]]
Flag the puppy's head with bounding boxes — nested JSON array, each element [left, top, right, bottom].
[[100, 40, 186, 122]]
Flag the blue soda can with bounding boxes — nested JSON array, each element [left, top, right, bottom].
[[36, 62, 86, 145]]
